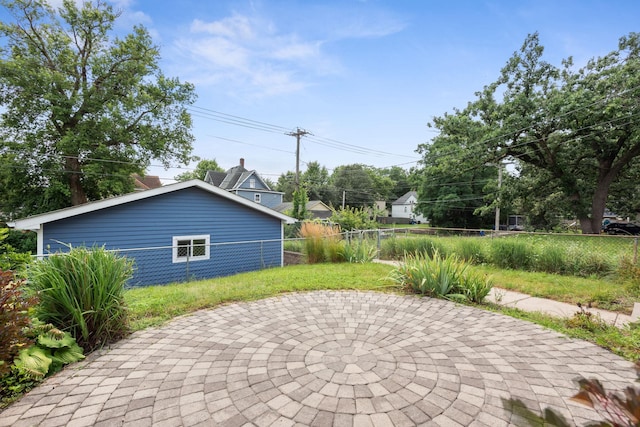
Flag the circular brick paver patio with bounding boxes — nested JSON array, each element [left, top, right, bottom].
[[2, 291, 637, 426]]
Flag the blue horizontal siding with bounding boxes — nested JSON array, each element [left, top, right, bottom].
[[235, 190, 282, 209], [43, 187, 283, 287]]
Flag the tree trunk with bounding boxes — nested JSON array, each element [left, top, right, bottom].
[[66, 157, 88, 205], [579, 165, 617, 234]]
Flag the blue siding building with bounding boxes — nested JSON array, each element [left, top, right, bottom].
[[204, 158, 284, 208], [10, 180, 295, 287]]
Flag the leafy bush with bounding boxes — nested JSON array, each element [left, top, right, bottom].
[[3, 229, 36, 254], [0, 270, 37, 375], [389, 251, 492, 303], [28, 246, 133, 351], [329, 206, 377, 231], [0, 228, 32, 272]]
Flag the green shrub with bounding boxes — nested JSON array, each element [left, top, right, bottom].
[[0, 271, 37, 376], [28, 246, 133, 351], [490, 239, 534, 270], [329, 206, 377, 231], [389, 251, 492, 303], [0, 228, 32, 272]]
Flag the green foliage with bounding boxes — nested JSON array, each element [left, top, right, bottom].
[[28, 246, 133, 351], [339, 240, 377, 263], [330, 164, 377, 207], [175, 158, 223, 181], [489, 239, 534, 270], [0, 366, 39, 409], [0, 0, 196, 213], [330, 206, 378, 231], [13, 320, 84, 380], [536, 244, 567, 274], [292, 187, 309, 220], [3, 229, 36, 255], [420, 32, 640, 234], [0, 228, 33, 272], [0, 271, 37, 376], [389, 251, 492, 303], [380, 236, 447, 260], [618, 257, 640, 296], [454, 239, 485, 264]]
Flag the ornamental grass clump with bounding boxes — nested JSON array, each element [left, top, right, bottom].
[[389, 251, 492, 303], [299, 221, 342, 263], [28, 246, 133, 352]]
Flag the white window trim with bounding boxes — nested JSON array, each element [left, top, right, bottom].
[[249, 178, 256, 188], [254, 193, 261, 203], [172, 234, 210, 263]]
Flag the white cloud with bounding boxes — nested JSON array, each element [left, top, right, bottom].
[[172, 13, 328, 98], [168, 5, 406, 99], [191, 15, 255, 40]]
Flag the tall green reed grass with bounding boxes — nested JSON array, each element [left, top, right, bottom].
[[28, 247, 133, 352], [389, 251, 492, 303]]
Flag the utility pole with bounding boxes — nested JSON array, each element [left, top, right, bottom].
[[286, 127, 312, 191], [494, 164, 502, 236]]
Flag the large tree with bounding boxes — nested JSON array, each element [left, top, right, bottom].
[[415, 113, 497, 228], [0, 0, 196, 216], [330, 164, 377, 208], [419, 32, 640, 234]]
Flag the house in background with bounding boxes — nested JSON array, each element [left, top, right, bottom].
[[9, 180, 295, 287], [274, 200, 333, 220], [132, 174, 162, 191], [204, 158, 284, 209], [391, 191, 427, 223]]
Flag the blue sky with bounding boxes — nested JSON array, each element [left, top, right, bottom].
[[15, 1, 640, 181]]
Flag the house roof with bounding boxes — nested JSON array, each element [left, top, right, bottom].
[[204, 171, 226, 187], [9, 180, 296, 230], [273, 200, 332, 213], [205, 160, 272, 191], [392, 191, 418, 205], [132, 174, 162, 190]]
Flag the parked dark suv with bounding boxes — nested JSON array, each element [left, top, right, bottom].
[[604, 222, 640, 235]]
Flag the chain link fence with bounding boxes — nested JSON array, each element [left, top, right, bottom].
[[37, 228, 639, 287], [40, 238, 284, 287]]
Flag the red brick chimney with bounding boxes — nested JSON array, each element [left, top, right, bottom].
[[240, 158, 245, 168]]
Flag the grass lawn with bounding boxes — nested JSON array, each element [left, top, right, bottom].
[[470, 265, 636, 314], [125, 262, 397, 331], [125, 262, 640, 361]]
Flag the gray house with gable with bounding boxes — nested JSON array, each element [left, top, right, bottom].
[[204, 158, 284, 209]]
